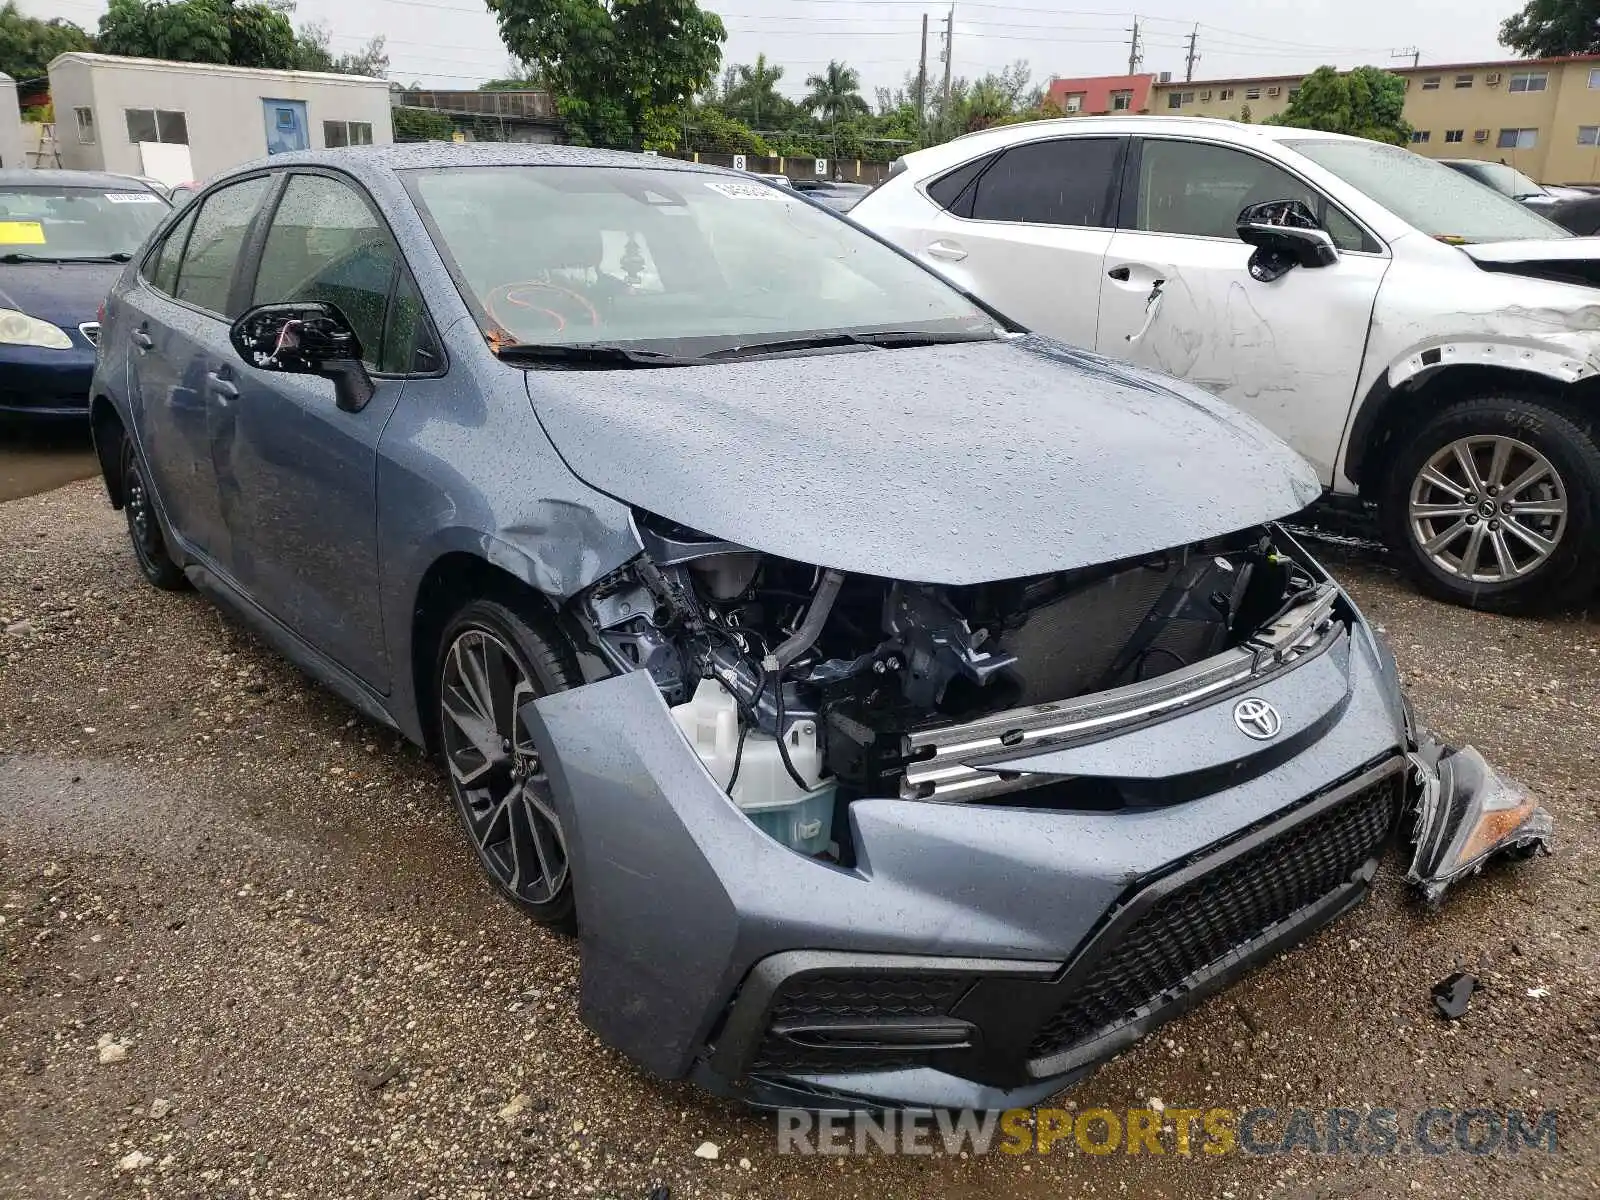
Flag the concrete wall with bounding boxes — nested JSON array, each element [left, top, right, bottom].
[[48, 53, 394, 183], [0, 71, 24, 169], [1148, 56, 1600, 183]]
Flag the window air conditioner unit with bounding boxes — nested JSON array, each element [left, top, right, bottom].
[[1473, 129, 1489, 142], [1268, 86, 1281, 97], [1200, 90, 1212, 101], [1486, 72, 1502, 86]]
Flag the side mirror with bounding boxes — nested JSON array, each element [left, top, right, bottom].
[[229, 302, 375, 413], [1236, 199, 1340, 283]]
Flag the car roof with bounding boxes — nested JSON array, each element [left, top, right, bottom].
[[0, 168, 165, 190], [214, 142, 738, 189]]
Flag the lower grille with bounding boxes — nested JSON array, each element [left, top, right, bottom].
[[1028, 770, 1402, 1061], [751, 973, 970, 1075]]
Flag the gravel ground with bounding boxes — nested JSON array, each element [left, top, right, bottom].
[[1, 480, 1596, 1200]]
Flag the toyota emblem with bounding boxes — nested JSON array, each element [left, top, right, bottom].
[[1233, 697, 1282, 740]]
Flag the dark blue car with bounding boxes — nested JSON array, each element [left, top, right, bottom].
[[89, 145, 1548, 1111], [0, 169, 169, 418]]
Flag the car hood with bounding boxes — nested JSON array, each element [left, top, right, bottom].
[[0, 260, 122, 328], [525, 336, 1322, 584], [1460, 237, 1600, 265]]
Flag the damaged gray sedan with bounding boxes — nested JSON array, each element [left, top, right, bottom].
[[88, 144, 1552, 1111]]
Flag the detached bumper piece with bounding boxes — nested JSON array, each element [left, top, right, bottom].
[[716, 758, 1405, 1094], [1406, 741, 1554, 906]]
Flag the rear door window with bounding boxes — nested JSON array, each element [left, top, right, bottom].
[[173, 176, 271, 316], [968, 138, 1122, 227]]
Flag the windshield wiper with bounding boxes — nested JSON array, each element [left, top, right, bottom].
[[699, 328, 1000, 361], [0, 251, 133, 264], [495, 342, 701, 368]]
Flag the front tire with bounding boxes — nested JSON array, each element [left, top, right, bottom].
[[1380, 395, 1600, 613], [119, 431, 188, 591], [434, 598, 582, 929]]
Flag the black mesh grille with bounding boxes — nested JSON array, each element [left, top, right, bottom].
[[1028, 772, 1401, 1061], [751, 973, 969, 1075]]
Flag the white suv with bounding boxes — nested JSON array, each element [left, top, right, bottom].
[[853, 116, 1600, 613]]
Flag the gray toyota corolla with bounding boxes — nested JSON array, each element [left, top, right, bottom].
[[89, 144, 1550, 1111]]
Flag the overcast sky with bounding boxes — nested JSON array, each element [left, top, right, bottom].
[[26, 0, 1523, 103]]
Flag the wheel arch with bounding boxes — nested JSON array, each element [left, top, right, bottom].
[[407, 550, 568, 757], [1342, 361, 1594, 492], [91, 394, 127, 508]]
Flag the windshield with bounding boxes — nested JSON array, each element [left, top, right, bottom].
[[1286, 139, 1567, 243], [404, 165, 1000, 354], [1460, 161, 1546, 199], [0, 185, 169, 260]]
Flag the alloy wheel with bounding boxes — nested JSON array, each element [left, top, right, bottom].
[[438, 628, 567, 904], [1407, 434, 1568, 584]]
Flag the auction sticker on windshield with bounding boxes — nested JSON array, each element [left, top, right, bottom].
[[104, 192, 163, 204], [0, 221, 45, 244], [704, 181, 785, 200]]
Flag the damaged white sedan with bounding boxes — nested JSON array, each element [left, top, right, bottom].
[[90, 144, 1552, 1112], [854, 118, 1600, 614]]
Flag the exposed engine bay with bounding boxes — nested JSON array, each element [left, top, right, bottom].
[[570, 511, 1346, 856]]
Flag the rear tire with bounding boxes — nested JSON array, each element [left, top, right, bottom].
[[434, 597, 583, 930], [119, 431, 189, 592], [1379, 395, 1600, 614]]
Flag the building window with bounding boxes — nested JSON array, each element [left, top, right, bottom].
[[1410, 130, 1431, 144], [1579, 126, 1600, 146], [323, 120, 374, 148], [1421, 77, 1441, 90], [1508, 71, 1548, 93], [74, 107, 95, 144], [1497, 127, 1538, 149], [1063, 92, 1083, 113], [1110, 90, 1132, 111], [1288, 86, 1300, 98], [1168, 91, 1184, 109], [1219, 88, 1234, 100], [1590, 67, 1600, 89], [1244, 86, 1261, 100], [125, 108, 188, 145], [1444, 129, 1464, 143], [1455, 74, 1474, 89]]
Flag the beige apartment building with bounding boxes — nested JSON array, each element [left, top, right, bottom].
[[1147, 53, 1600, 183]]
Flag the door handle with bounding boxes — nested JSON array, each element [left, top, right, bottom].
[[1126, 280, 1166, 344], [926, 239, 968, 262], [132, 327, 154, 352], [206, 370, 239, 400], [1106, 266, 1131, 281]]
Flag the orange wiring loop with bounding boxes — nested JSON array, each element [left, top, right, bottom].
[[485, 280, 601, 338]]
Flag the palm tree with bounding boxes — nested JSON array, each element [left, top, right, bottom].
[[726, 53, 785, 128], [803, 60, 869, 125]]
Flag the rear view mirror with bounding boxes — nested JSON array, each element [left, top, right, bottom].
[[229, 302, 375, 413], [1236, 199, 1340, 283]]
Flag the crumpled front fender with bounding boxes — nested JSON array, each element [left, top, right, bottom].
[[1405, 739, 1554, 905]]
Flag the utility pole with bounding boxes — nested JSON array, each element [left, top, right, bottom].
[[1185, 24, 1199, 82], [1127, 16, 1142, 76], [940, 5, 954, 140], [1392, 46, 1421, 68], [916, 12, 929, 141]]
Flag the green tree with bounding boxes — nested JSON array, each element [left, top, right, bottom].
[[723, 53, 788, 128], [0, 2, 92, 85], [97, 0, 303, 69], [1500, 0, 1600, 56], [1266, 65, 1411, 145], [480, 57, 546, 90], [486, 0, 725, 147], [392, 105, 455, 141], [295, 22, 389, 76], [802, 60, 867, 124]]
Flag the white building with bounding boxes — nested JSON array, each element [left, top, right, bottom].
[[47, 53, 394, 185], [0, 71, 24, 169]]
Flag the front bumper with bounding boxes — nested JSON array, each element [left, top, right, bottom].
[[524, 606, 1439, 1109], [0, 345, 95, 418]]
